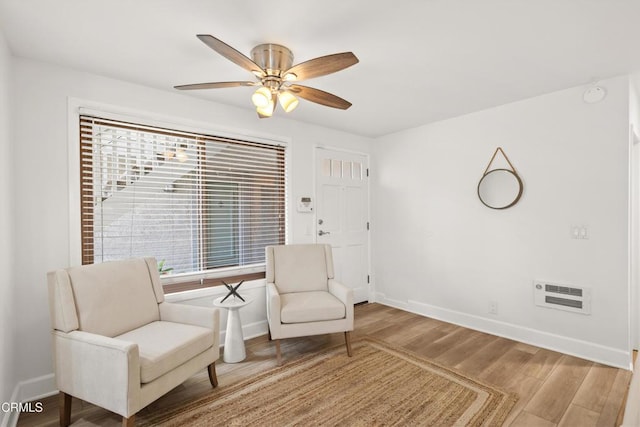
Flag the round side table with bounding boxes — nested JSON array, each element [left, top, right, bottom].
[[213, 296, 252, 363]]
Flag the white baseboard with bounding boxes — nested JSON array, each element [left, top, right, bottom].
[[374, 292, 631, 369], [15, 374, 56, 403], [373, 293, 408, 310], [1, 374, 56, 427], [0, 386, 19, 427], [221, 319, 269, 342]]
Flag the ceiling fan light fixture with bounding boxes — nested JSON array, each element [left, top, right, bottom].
[[251, 87, 272, 108], [278, 91, 299, 113], [256, 99, 275, 117]]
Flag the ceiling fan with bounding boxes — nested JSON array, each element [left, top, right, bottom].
[[174, 35, 359, 118]]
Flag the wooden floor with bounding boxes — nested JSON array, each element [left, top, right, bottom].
[[19, 303, 632, 426]]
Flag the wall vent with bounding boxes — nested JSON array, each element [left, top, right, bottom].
[[534, 281, 591, 315]]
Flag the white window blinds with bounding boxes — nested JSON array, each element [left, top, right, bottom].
[[80, 115, 286, 277]]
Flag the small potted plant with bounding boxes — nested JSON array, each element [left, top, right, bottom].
[[157, 259, 174, 275]]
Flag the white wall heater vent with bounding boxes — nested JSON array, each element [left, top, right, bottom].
[[534, 281, 591, 315]]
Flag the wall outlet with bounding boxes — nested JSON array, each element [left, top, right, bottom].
[[570, 225, 589, 239], [489, 301, 498, 315]]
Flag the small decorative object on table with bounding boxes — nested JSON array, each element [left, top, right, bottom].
[[221, 280, 245, 302]]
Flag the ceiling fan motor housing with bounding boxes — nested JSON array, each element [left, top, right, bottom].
[[251, 44, 294, 78]]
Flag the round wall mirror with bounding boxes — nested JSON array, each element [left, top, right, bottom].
[[477, 168, 523, 209]]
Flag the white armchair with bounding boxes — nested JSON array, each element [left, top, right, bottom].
[[47, 257, 220, 427], [265, 244, 354, 364]]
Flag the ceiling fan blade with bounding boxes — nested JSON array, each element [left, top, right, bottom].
[[197, 35, 264, 76], [284, 52, 358, 81], [174, 81, 257, 90], [287, 85, 352, 110]]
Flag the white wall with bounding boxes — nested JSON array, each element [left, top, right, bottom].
[[9, 56, 373, 400], [372, 75, 631, 368], [0, 29, 15, 407]]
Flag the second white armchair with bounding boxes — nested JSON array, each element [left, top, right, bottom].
[[265, 244, 354, 364]]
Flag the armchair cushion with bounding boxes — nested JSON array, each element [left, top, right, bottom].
[[66, 259, 161, 337], [115, 321, 214, 384], [271, 244, 331, 293], [280, 291, 346, 324]]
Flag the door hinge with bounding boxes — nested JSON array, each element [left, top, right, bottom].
[[367, 275, 370, 284], [366, 222, 370, 230]]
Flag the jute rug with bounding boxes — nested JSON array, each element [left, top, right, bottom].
[[141, 338, 517, 426]]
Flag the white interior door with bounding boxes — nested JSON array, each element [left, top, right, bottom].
[[315, 147, 369, 303]]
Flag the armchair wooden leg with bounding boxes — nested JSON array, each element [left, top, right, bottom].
[[275, 339, 282, 365], [207, 362, 218, 387], [345, 331, 353, 357], [122, 414, 135, 427], [59, 391, 71, 427]]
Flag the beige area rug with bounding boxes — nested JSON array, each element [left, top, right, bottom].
[[141, 338, 518, 426]]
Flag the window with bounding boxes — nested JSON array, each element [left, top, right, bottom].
[[80, 115, 286, 292]]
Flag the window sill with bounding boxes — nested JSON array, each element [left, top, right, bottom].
[[164, 277, 267, 303], [160, 264, 266, 294]]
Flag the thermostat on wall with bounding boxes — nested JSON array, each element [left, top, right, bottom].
[[297, 196, 313, 213]]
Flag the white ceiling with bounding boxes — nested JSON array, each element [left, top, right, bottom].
[[1, 0, 639, 137]]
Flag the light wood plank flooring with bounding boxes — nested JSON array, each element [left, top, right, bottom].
[[18, 303, 632, 426]]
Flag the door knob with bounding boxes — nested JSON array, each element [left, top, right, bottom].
[[318, 230, 330, 236]]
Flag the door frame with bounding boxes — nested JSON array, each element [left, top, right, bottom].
[[313, 145, 372, 303]]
